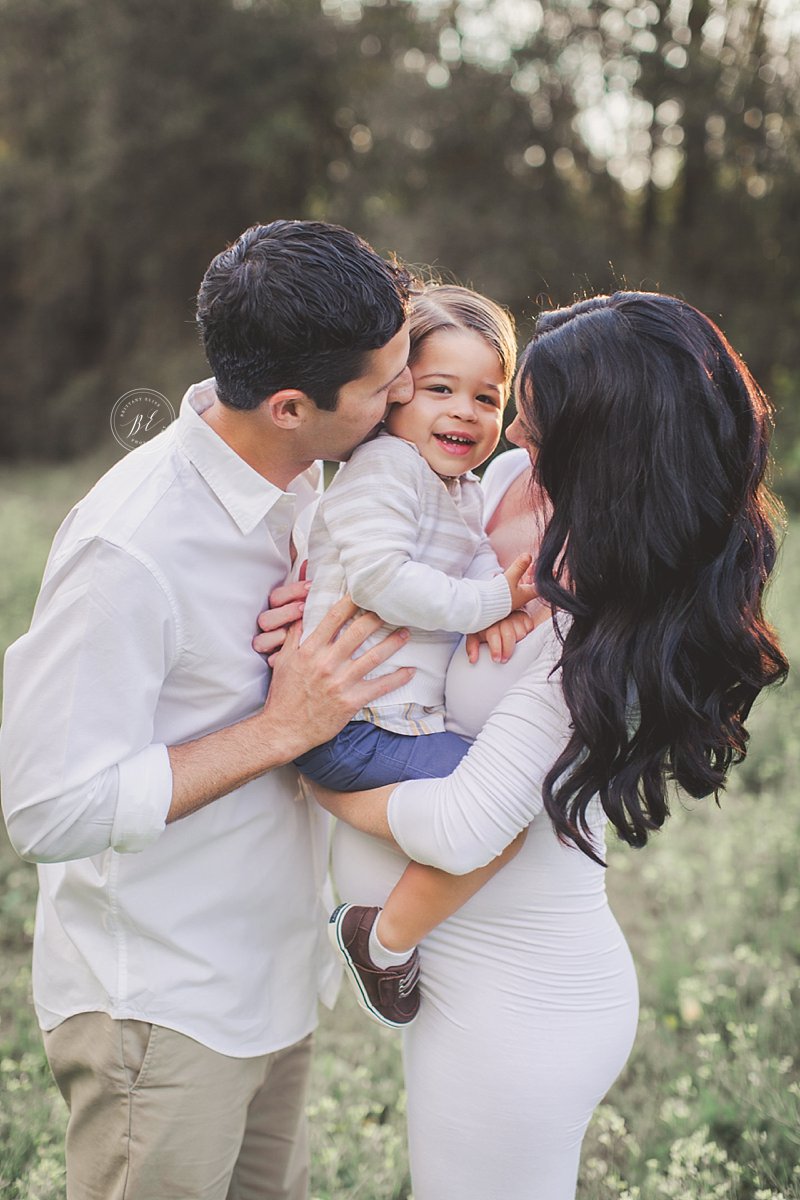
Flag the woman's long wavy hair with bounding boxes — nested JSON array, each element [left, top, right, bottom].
[[517, 292, 788, 864]]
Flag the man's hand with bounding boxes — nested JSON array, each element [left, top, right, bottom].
[[466, 609, 537, 665], [167, 596, 413, 824], [502, 553, 539, 613], [260, 596, 414, 763], [253, 574, 311, 666]]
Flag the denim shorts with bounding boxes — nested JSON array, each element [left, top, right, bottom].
[[295, 720, 470, 789]]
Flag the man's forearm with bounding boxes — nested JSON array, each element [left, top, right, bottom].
[[167, 598, 415, 824], [167, 711, 296, 823]]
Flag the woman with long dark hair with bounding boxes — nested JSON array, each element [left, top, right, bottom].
[[522, 291, 786, 861], [305, 291, 788, 1198]]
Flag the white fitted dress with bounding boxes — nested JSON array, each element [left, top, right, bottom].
[[331, 451, 639, 1199]]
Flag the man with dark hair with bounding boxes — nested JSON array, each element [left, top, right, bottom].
[[1, 220, 415, 1200], [198, 220, 413, 414]]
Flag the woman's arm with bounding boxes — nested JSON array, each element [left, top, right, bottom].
[[309, 779, 526, 953], [311, 780, 396, 842], [311, 622, 570, 875]]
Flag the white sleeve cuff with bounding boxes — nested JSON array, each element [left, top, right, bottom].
[[478, 574, 513, 627], [111, 743, 173, 853]]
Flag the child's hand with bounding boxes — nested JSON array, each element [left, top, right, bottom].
[[253, 568, 312, 666], [466, 609, 537, 665], [502, 553, 539, 614]]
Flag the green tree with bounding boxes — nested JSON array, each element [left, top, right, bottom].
[[0, 0, 797, 493]]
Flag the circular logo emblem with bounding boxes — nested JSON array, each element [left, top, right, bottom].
[[110, 389, 175, 451]]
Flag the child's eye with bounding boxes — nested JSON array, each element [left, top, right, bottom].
[[428, 384, 451, 395], [477, 394, 499, 407]]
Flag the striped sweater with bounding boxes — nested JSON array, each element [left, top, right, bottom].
[[302, 433, 511, 733]]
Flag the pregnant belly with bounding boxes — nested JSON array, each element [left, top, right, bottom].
[[331, 821, 409, 906], [334, 818, 638, 1026]]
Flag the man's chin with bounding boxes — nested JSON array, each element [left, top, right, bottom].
[[339, 421, 385, 461], [362, 421, 386, 445]]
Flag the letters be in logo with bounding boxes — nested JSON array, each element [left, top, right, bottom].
[[110, 389, 175, 451]]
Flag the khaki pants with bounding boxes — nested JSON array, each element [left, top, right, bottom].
[[44, 1012, 312, 1200]]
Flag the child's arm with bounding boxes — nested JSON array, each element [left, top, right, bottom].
[[320, 441, 535, 633], [462, 527, 506, 582], [374, 831, 527, 955]]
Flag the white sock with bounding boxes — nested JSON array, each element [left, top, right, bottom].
[[368, 913, 415, 969]]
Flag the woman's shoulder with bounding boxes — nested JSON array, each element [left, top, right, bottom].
[[480, 448, 531, 514]]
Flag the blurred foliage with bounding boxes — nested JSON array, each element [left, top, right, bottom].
[[0, 452, 797, 1196], [0, 0, 799, 493]]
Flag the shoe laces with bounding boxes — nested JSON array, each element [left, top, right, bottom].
[[397, 954, 420, 997]]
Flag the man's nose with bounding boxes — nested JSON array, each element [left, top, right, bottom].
[[388, 367, 413, 406]]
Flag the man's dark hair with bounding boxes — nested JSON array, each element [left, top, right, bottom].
[[196, 220, 414, 411]]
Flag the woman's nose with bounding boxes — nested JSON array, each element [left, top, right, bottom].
[[506, 414, 524, 446]]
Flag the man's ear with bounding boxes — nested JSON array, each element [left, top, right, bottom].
[[264, 389, 315, 430]]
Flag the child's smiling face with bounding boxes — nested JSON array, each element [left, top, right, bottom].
[[385, 328, 507, 477]]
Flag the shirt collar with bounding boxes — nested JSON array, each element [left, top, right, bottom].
[[175, 379, 321, 535]]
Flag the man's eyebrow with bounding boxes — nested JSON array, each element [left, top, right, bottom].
[[417, 371, 501, 393]]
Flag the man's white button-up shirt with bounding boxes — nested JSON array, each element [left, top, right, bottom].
[[0, 380, 338, 1056]]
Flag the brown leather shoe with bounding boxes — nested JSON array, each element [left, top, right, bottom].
[[328, 904, 420, 1028]]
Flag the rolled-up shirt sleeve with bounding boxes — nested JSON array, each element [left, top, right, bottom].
[[387, 629, 571, 874], [1, 537, 178, 862]]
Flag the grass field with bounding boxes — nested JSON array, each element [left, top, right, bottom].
[[0, 455, 798, 1199]]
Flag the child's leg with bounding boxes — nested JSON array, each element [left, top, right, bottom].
[[296, 720, 470, 790], [322, 725, 527, 1028], [316, 724, 522, 955], [374, 830, 527, 955], [330, 831, 527, 1029]]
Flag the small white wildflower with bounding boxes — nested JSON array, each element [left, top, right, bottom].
[[679, 996, 703, 1023]]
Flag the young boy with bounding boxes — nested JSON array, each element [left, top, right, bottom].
[[295, 286, 537, 1026]]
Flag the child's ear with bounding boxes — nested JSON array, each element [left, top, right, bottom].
[[264, 390, 313, 430]]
